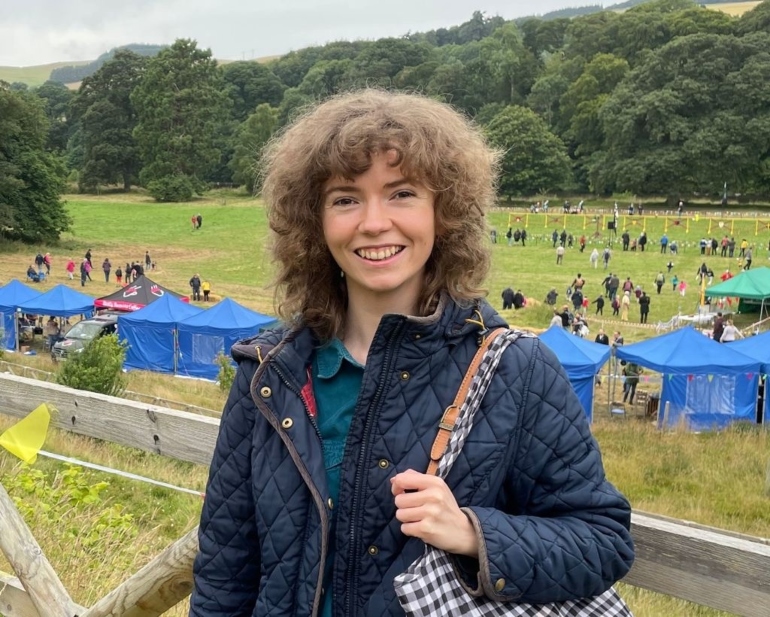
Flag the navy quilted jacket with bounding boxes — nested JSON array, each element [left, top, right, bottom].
[[190, 297, 634, 616]]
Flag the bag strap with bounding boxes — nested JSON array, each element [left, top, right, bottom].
[[426, 328, 506, 476]]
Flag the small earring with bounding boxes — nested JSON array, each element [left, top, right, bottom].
[[340, 270, 345, 278]]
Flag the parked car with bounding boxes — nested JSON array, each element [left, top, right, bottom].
[[51, 313, 119, 361]]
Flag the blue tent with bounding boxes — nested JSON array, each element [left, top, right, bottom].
[[176, 298, 276, 379], [539, 326, 611, 422], [16, 284, 95, 318], [729, 332, 770, 424], [616, 327, 761, 430], [118, 294, 202, 373], [0, 280, 42, 350]]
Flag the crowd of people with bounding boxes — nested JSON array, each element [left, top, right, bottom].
[[22, 247, 221, 308]]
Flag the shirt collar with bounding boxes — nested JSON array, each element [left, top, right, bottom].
[[316, 338, 364, 379]]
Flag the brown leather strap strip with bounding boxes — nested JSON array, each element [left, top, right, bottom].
[[426, 328, 506, 476]]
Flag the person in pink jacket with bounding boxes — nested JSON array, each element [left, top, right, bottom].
[[65, 258, 75, 280]]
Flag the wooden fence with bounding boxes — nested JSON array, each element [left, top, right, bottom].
[[1, 373, 769, 616]]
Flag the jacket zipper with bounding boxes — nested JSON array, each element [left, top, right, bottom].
[[273, 365, 326, 617], [345, 321, 405, 617]]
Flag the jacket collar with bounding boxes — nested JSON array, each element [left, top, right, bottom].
[[235, 294, 508, 387]]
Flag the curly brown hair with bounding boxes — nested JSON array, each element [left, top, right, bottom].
[[261, 89, 500, 341]]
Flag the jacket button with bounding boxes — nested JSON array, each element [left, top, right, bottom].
[[494, 578, 505, 592], [327, 498, 334, 510], [378, 459, 389, 469], [260, 386, 272, 398], [281, 418, 293, 429], [400, 371, 410, 381], [414, 333, 421, 340], [367, 545, 379, 556]]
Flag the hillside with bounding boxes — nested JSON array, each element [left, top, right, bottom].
[[0, 61, 89, 88], [1, 2, 763, 87]]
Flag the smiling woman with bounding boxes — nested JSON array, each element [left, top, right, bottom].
[[190, 90, 634, 617]]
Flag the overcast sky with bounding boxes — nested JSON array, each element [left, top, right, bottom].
[[0, 0, 597, 67]]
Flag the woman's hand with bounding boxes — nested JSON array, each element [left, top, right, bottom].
[[391, 469, 479, 558]]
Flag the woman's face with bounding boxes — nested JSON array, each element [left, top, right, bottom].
[[322, 150, 435, 316]]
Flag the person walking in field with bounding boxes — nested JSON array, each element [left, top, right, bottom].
[[102, 258, 111, 282], [65, 258, 75, 280], [202, 279, 211, 302], [115, 266, 123, 286], [638, 291, 650, 324], [602, 246, 611, 269], [190, 89, 633, 617], [556, 244, 565, 265], [621, 290, 631, 321], [744, 247, 753, 270], [654, 272, 665, 294], [589, 247, 599, 269]]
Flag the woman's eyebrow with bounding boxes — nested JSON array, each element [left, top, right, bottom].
[[323, 177, 412, 197]]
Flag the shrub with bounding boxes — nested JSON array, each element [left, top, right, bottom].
[[56, 334, 127, 397], [147, 174, 196, 202], [215, 352, 235, 393]]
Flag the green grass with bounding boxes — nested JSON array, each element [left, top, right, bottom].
[[2, 191, 770, 616], [0, 61, 89, 88]]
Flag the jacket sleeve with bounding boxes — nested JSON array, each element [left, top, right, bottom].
[[190, 362, 261, 616], [459, 339, 634, 604]]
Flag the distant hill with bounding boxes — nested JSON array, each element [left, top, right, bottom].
[[1, 2, 762, 87], [48, 44, 167, 83], [0, 61, 89, 88], [534, 0, 761, 21]]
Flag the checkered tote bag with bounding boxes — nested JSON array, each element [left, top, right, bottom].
[[393, 328, 632, 617]]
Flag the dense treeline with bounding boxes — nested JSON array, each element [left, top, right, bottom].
[[2, 0, 770, 242]]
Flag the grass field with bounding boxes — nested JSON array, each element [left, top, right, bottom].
[[2, 191, 770, 616], [0, 61, 89, 87], [707, 1, 763, 16]]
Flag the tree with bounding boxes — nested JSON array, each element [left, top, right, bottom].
[[485, 105, 572, 196], [736, 0, 770, 36], [230, 104, 279, 193], [277, 88, 313, 128], [0, 84, 69, 242], [222, 61, 285, 122], [595, 32, 770, 195], [559, 53, 630, 148], [297, 59, 355, 98], [71, 49, 146, 191], [34, 81, 74, 153], [131, 39, 230, 200]]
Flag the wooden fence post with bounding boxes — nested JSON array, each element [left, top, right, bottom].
[[0, 482, 81, 617], [80, 526, 198, 617]]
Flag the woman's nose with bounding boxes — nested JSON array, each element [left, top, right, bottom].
[[358, 200, 392, 234]]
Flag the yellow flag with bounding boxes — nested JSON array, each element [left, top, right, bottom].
[[0, 403, 53, 464]]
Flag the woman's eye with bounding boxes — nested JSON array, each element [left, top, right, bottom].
[[393, 190, 415, 199], [331, 197, 356, 207]]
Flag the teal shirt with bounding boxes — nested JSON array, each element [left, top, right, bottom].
[[312, 338, 364, 617]]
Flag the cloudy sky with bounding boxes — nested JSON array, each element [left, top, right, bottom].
[[0, 0, 595, 67]]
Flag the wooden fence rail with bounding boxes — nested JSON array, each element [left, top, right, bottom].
[[1, 373, 769, 616]]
